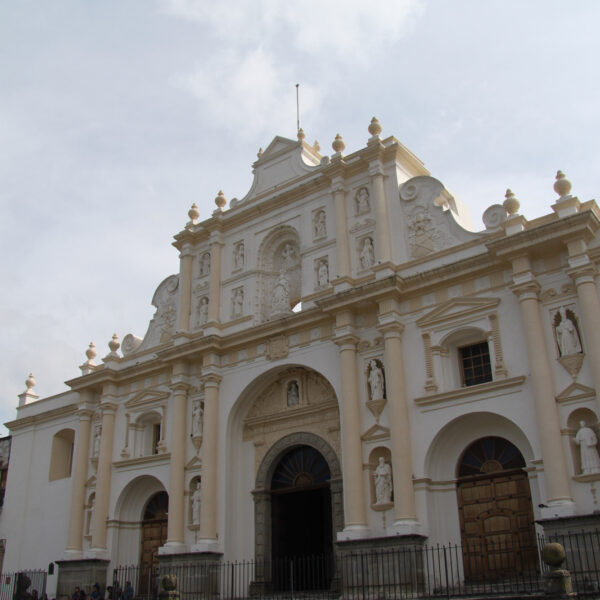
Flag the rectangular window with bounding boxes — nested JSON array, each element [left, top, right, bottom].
[[460, 342, 492, 387]]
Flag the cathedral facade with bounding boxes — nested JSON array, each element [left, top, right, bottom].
[[2, 119, 600, 597]]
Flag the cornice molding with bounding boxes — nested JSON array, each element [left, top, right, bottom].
[[6, 404, 78, 431]]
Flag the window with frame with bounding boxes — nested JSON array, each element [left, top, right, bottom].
[[459, 342, 492, 387]]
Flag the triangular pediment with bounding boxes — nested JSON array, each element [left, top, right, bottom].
[[185, 456, 202, 471], [361, 424, 390, 442], [417, 296, 500, 328], [125, 389, 170, 409], [556, 382, 596, 403], [255, 136, 299, 164]]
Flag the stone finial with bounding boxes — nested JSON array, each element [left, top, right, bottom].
[[103, 333, 121, 361], [257, 147, 263, 159], [86, 342, 97, 363], [214, 190, 227, 211], [297, 128, 305, 141], [313, 140, 320, 152], [188, 203, 200, 225], [503, 189, 520, 216], [554, 170, 572, 198], [19, 373, 39, 406], [25, 373, 36, 392], [332, 133, 345, 154], [368, 117, 382, 137]]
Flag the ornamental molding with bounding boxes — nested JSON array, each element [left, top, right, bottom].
[[416, 296, 500, 328], [124, 389, 170, 410], [555, 381, 595, 404]]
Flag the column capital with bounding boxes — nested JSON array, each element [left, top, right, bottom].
[[568, 264, 597, 286], [330, 178, 346, 194], [201, 373, 222, 388], [179, 243, 195, 258], [99, 401, 118, 415], [511, 280, 541, 302], [368, 161, 385, 178], [333, 334, 359, 351], [169, 380, 190, 394], [76, 405, 95, 420]]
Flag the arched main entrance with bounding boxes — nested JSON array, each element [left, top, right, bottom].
[[140, 491, 168, 570], [457, 437, 537, 580], [271, 445, 333, 590]]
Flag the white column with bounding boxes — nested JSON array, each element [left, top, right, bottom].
[[512, 281, 574, 517], [90, 386, 118, 556], [64, 391, 94, 558], [196, 373, 221, 550], [334, 310, 369, 539]]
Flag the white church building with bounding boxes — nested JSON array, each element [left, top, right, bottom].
[[1, 119, 600, 597]]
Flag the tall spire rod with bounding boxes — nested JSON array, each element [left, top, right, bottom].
[[296, 83, 300, 133]]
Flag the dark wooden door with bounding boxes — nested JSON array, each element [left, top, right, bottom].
[[457, 470, 537, 580]]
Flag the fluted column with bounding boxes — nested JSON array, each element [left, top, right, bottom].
[[197, 373, 221, 548], [65, 391, 94, 557], [334, 311, 368, 538], [332, 177, 350, 281], [207, 235, 223, 323], [370, 163, 392, 264], [177, 243, 194, 332], [571, 266, 600, 414], [377, 304, 419, 534], [90, 387, 118, 554], [512, 280, 574, 515]]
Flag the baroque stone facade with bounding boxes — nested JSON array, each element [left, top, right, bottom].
[[2, 120, 600, 597]]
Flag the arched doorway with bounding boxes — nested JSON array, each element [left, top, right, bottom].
[[270, 445, 333, 590], [140, 491, 168, 570], [457, 437, 537, 580]]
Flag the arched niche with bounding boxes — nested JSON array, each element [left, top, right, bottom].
[[49, 428, 75, 481], [256, 225, 301, 322], [567, 408, 599, 475]]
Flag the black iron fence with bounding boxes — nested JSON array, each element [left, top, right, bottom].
[[0, 570, 47, 600], [111, 531, 600, 600]]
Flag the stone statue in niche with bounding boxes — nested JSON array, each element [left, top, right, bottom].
[[356, 187, 370, 215], [191, 398, 203, 438], [191, 481, 201, 525], [197, 297, 208, 326], [234, 242, 245, 270], [281, 243, 297, 270], [574, 421, 600, 475], [86, 495, 95, 536], [271, 271, 290, 313], [555, 307, 582, 356], [360, 237, 375, 269], [374, 457, 392, 504], [287, 380, 299, 406], [232, 288, 244, 318], [368, 360, 385, 402], [314, 210, 327, 238], [317, 259, 329, 287], [92, 425, 101, 456], [200, 252, 211, 276]]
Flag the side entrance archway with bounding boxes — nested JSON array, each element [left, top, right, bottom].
[[457, 437, 537, 580], [140, 491, 168, 570]]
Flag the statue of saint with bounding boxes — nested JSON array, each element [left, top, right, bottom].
[[200, 252, 211, 276], [317, 260, 329, 287], [556, 307, 582, 356], [356, 188, 370, 214], [314, 210, 327, 238], [360, 237, 374, 269], [368, 360, 385, 402], [287, 381, 299, 406], [574, 421, 600, 475], [198, 297, 208, 325], [281, 244, 297, 269], [232, 288, 244, 317], [272, 271, 290, 313], [191, 399, 203, 438], [374, 457, 392, 504], [234, 242, 245, 269], [92, 425, 101, 456], [191, 481, 201, 525]]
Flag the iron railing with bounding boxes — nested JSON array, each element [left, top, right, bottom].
[[108, 531, 598, 599], [0, 570, 47, 600]]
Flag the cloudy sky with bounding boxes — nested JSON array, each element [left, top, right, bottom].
[[1, 0, 599, 433]]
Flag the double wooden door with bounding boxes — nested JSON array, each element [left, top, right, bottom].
[[457, 470, 537, 580]]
